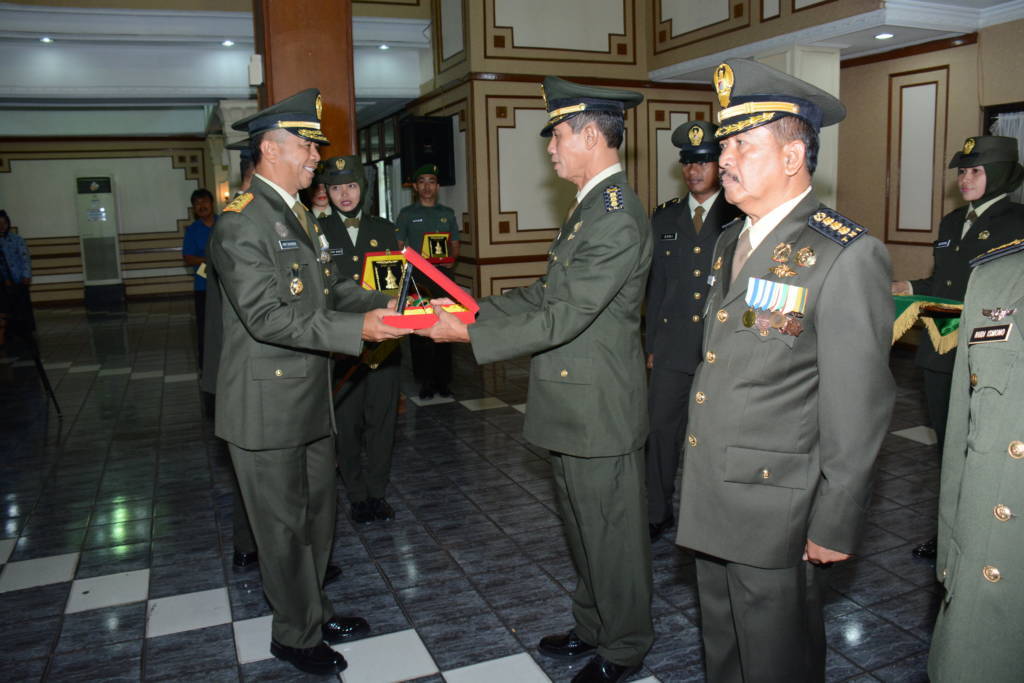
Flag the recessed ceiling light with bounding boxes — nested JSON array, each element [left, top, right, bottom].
[[379, 44, 390, 50], [875, 33, 894, 40], [40, 36, 53, 43], [221, 40, 235, 47]]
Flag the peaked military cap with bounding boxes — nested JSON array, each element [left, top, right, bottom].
[[672, 120, 721, 163], [948, 135, 1019, 168], [713, 58, 845, 139], [231, 88, 330, 145], [413, 163, 439, 180], [225, 138, 249, 150], [540, 76, 643, 137], [316, 155, 365, 187]]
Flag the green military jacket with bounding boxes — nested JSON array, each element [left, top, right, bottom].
[[930, 244, 1024, 683], [208, 177, 389, 450], [676, 192, 895, 568], [320, 212, 401, 284], [395, 202, 460, 258], [469, 170, 652, 457]]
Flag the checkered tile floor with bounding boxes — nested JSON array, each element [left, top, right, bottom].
[[1, 300, 939, 681]]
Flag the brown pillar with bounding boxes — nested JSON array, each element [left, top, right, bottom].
[[253, 0, 357, 153]]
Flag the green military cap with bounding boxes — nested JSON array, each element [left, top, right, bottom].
[[948, 135, 1019, 168], [539, 76, 643, 137], [672, 120, 721, 163], [712, 58, 845, 140], [316, 155, 365, 187], [412, 163, 439, 180], [231, 88, 330, 145]]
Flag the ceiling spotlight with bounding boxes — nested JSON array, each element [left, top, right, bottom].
[[875, 33, 894, 40], [378, 44, 390, 50], [40, 36, 53, 43], [222, 39, 235, 47]]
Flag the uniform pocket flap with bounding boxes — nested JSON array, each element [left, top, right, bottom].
[[968, 348, 1017, 394], [533, 354, 593, 385], [724, 446, 811, 490], [250, 356, 307, 380], [938, 537, 962, 604]]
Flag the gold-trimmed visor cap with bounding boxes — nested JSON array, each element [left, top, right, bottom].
[[316, 155, 364, 187], [671, 120, 721, 163], [540, 76, 643, 137], [231, 88, 331, 146], [712, 59, 845, 140], [948, 135, 1020, 168]]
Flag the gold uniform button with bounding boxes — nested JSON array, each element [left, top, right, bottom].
[[687, 434, 697, 447], [693, 246, 702, 254], [665, 250, 671, 256], [352, 255, 359, 262], [970, 373, 978, 387], [291, 262, 300, 270], [946, 279, 953, 287], [663, 317, 669, 324], [691, 315, 700, 323], [542, 283, 547, 288], [323, 268, 330, 276], [716, 309, 728, 323], [994, 504, 1012, 522], [274, 369, 283, 377], [693, 292, 702, 300], [983, 565, 1001, 582], [941, 568, 948, 578], [559, 369, 568, 378], [324, 288, 330, 295], [695, 391, 706, 404], [706, 351, 716, 363], [693, 269, 701, 277], [760, 468, 771, 480], [1009, 441, 1024, 459]]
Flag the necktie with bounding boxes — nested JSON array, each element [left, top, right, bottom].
[[565, 200, 579, 224], [344, 217, 360, 228], [292, 202, 312, 241], [961, 209, 978, 238], [730, 228, 753, 286], [317, 211, 327, 220], [693, 206, 705, 234]]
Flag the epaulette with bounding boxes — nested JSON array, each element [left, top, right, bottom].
[[655, 197, 680, 211], [223, 192, 254, 213], [604, 185, 624, 212], [970, 237, 1024, 268], [808, 208, 867, 246]]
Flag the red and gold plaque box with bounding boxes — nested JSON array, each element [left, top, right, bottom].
[[383, 247, 478, 329]]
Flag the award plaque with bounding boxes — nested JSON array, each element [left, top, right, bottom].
[[382, 247, 478, 329], [420, 232, 454, 264], [359, 251, 406, 294]]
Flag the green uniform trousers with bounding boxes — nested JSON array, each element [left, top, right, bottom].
[[551, 449, 653, 667], [229, 435, 336, 648], [334, 362, 400, 502], [694, 555, 825, 683]]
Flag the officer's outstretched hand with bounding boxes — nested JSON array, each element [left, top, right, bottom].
[[362, 309, 409, 341], [413, 299, 470, 343], [803, 538, 851, 567]]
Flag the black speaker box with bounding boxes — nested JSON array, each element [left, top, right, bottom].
[[399, 116, 455, 186]]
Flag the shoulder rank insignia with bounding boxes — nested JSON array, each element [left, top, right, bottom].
[[655, 197, 680, 212], [604, 185, 624, 212], [808, 208, 867, 246], [224, 192, 253, 213], [970, 237, 1024, 268]]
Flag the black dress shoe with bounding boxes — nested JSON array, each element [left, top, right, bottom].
[[322, 615, 370, 644], [538, 630, 596, 659], [572, 655, 640, 683], [418, 384, 435, 399], [437, 385, 453, 398], [370, 497, 395, 521], [351, 500, 374, 524], [912, 536, 938, 559], [269, 640, 347, 675], [233, 549, 258, 570], [649, 515, 674, 542], [323, 564, 342, 586]]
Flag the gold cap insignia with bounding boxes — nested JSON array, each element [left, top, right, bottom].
[[335, 158, 346, 170], [979, 230, 990, 240], [315, 94, 323, 120], [963, 138, 976, 154], [714, 63, 734, 109], [541, 84, 548, 109], [370, 239, 378, 247], [688, 125, 704, 147]]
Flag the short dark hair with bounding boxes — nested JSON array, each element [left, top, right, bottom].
[[249, 131, 267, 166], [190, 188, 214, 204], [768, 116, 819, 175], [239, 154, 254, 179], [568, 111, 625, 149]]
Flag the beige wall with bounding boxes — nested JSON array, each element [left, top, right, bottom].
[[980, 19, 1024, 107]]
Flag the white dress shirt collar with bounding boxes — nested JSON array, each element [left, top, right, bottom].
[[576, 163, 623, 204], [743, 186, 813, 251]]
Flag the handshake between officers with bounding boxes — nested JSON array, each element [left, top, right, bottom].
[[208, 88, 408, 677]]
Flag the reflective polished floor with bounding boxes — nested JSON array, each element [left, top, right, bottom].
[[0, 299, 938, 682]]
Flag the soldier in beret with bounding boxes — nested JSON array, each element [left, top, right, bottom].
[[316, 155, 402, 526], [417, 76, 654, 683], [892, 135, 1024, 560], [675, 59, 895, 681], [208, 89, 407, 676], [645, 120, 742, 542]]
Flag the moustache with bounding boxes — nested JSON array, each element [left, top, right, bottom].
[[720, 172, 739, 184]]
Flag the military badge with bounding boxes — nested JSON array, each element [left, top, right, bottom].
[[335, 158, 346, 170], [713, 256, 723, 271], [315, 94, 323, 120], [769, 264, 797, 278], [794, 247, 816, 267], [274, 222, 289, 237], [771, 242, 792, 263], [742, 308, 756, 327], [714, 63, 734, 108], [370, 239, 378, 247], [969, 324, 1013, 344], [978, 230, 990, 240], [224, 192, 254, 213], [970, 237, 1024, 267], [541, 83, 548, 108], [604, 186, 624, 212], [982, 307, 1017, 321], [574, 222, 582, 232], [808, 209, 867, 246], [440, 217, 448, 223], [688, 124, 704, 147], [290, 277, 304, 296], [963, 137, 976, 154]]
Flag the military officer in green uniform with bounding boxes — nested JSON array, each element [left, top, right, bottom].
[[208, 89, 408, 676], [396, 164, 461, 398], [417, 77, 653, 683], [316, 155, 402, 525], [928, 237, 1024, 683], [645, 119, 742, 541], [676, 60, 895, 682]]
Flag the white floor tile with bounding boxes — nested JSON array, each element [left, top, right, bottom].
[[633, 677, 660, 683], [98, 367, 132, 377], [512, 403, 527, 414], [233, 615, 273, 664], [0, 552, 79, 592], [65, 569, 149, 614], [68, 364, 102, 373], [164, 372, 198, 383], [146, 587, 231, 638], [460, 397, 508, 411], [0, 539, 14, 564], [409, 395, 456, 407], [443, 652, 550, 682], [891, 425, 937, 446], [131, 370, 163, 380], [336, 629, 438, 683]]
